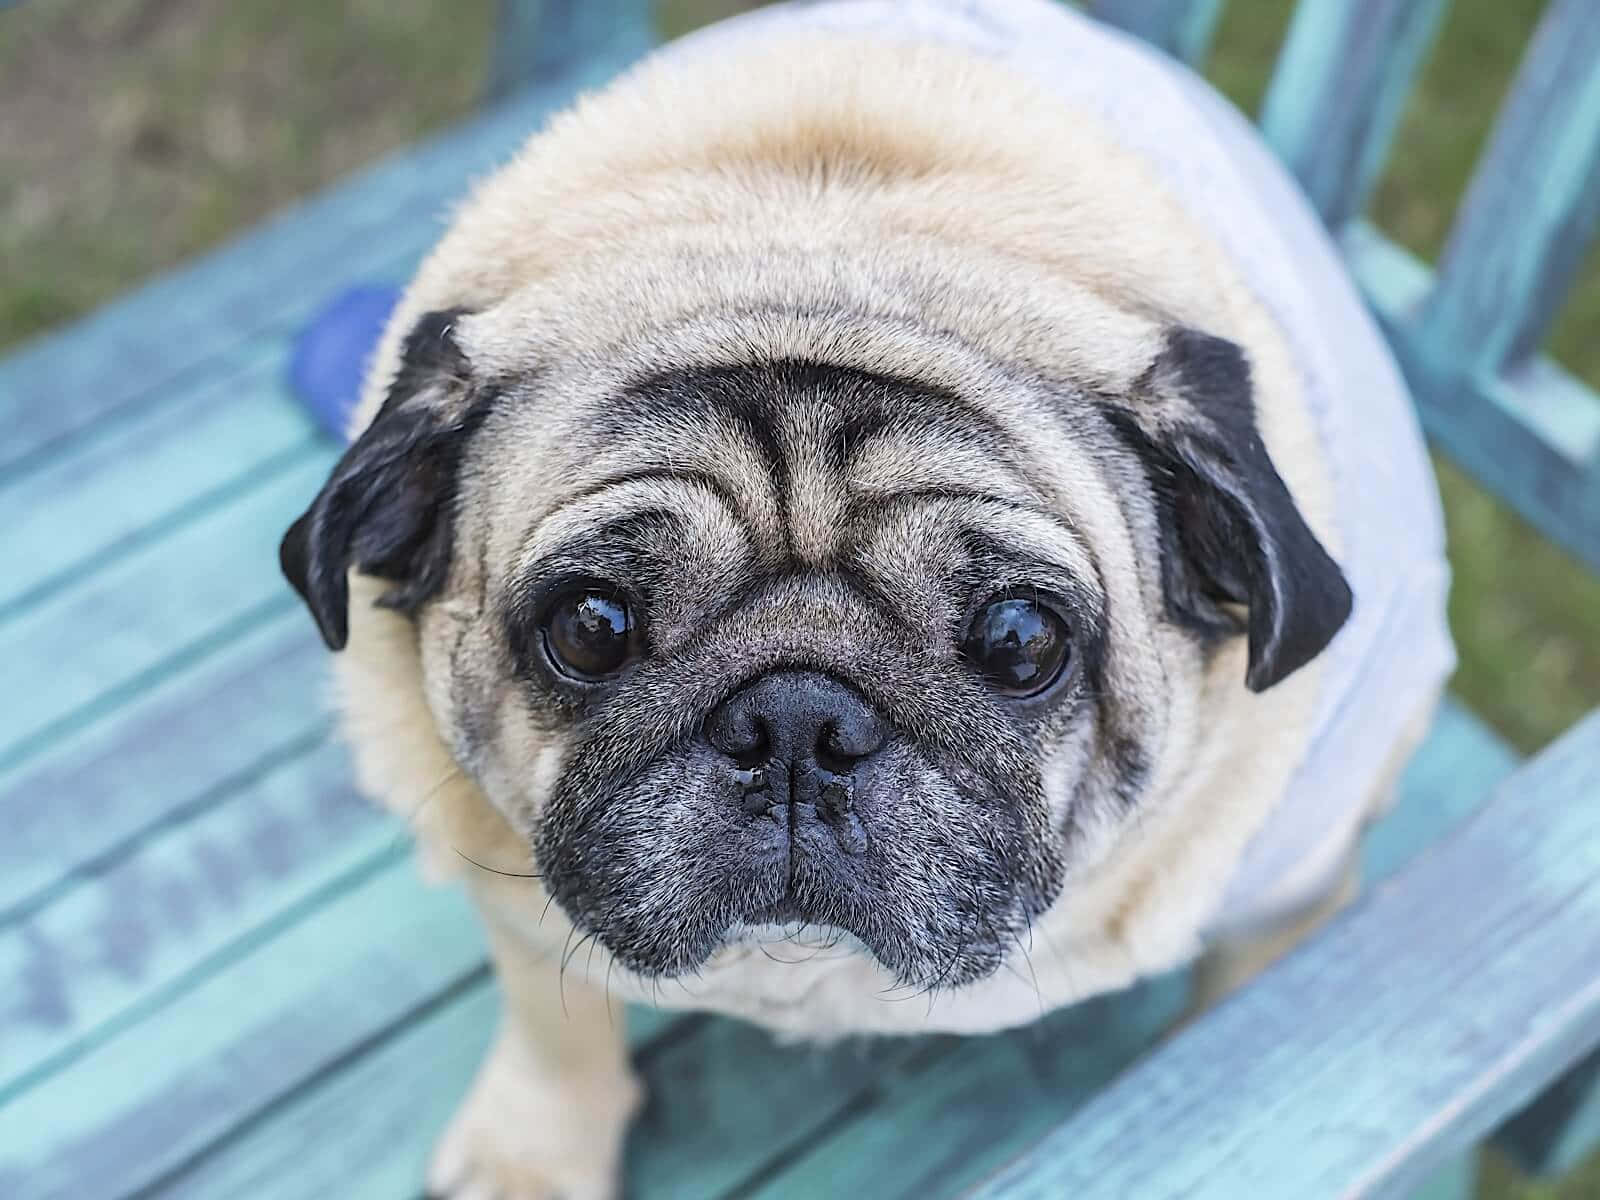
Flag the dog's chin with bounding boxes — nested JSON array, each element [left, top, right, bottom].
[[582, 889, 1026, 992], [718, 914, 869, 956]]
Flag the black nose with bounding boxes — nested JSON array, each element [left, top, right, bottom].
[[705, 670, 887, 772]]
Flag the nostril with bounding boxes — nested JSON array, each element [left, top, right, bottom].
[[812, 720, 889, 774], [816, 711, 887, 770], [705, 704, 769, 762]]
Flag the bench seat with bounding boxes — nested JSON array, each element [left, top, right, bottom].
[[2, 5, 1596, 1197]]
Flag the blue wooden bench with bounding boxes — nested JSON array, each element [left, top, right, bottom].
[[1, 1, 1596, 1196]]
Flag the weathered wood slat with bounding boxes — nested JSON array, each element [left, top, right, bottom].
[[1087, 0, 1225, 67], [155, 999, 685, 1200], [1496, 1045, 1600, 1177], [0, 340, 312, 617], [0, 48, 638, 478], [0, 856, 484, 1200], [1259, 0, 1449, 228], [1345, 222, 1600, 575], [974, 707, 1600, 1200], [162, 982, 502, 1200], [1359, 698, 1517, 883], [130, 700, 1512, 1199], [749, 976, 1189, 1200], [747, 701, 1518, 1199], [0, 451, 335, 773], [0, 614, 326, 922], [1416, 0, 1600, 376], [630, 1011, 936, 1198], [488, 0, 654, 101], [0, 739, 379, 1101]]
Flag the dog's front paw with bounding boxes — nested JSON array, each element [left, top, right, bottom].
[[427, 1030, 640, 1200]]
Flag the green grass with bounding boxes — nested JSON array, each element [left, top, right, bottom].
[[2, 1, 1597, 1194]]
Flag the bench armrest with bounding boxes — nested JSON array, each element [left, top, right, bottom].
[[976, 708, 1600, 1199]]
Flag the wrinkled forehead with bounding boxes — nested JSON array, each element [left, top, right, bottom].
[[442, 247, 1172, 648], [458, 296, 1154, 566], [462, 355, 1108, 652]]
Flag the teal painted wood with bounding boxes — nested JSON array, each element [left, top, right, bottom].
[[746, 700, 1517, 1199], [0, 46, 639, 479], [1407, 1152, 1477, 1200], [629, 1010, 940, 1197], [0, 450, 334, 774], [165, 982, 502, 1200], [0, 739, 381, 1102], [1416, 0, 1600, 377], [0, 855, 486, 1200], [1496, 1046, 1600, 1177], [1345, 221, 1600, 575], [0, 341, 314, 618], [1088, 0, 1225, 67], [154, 997, 686, 1199], [488, 0, 654, 101], [1259, 0, 1448, 229], [974, 706, 1600, 1200], [749, 974, 1190, 1200], [0, 613, 327, 921], [1360, 699, 1516, 884]]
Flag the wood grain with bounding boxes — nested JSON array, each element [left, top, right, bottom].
[[0, 451, 335, 772], [975, 708, 1600, 1200], [1417, 0, 1600, 376], [488, 0, 653, 101], [1259, 0, 1448, 228], [1346, 221, 1600, 576], [0, 614, 328, 921], [0, 856, 484, 1200]]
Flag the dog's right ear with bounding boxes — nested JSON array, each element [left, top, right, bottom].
[[1099, 328, 1351, 692], [280, 308, 484, 651]]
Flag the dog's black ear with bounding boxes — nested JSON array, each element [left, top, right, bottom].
[[280, 308, 485, 651], [1102, 328, 1351, 692]]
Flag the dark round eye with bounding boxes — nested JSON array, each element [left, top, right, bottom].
[[542, 585, 639, 681], [963, 597, 1072, 697]]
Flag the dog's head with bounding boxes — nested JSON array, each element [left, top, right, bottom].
[[280, 293, 1349, 992]]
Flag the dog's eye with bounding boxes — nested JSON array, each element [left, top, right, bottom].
[[963, 597, 1071, 697], [542, 585, 640, 682]]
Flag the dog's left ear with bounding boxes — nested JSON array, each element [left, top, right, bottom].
[[280, 307, 484, 651], [1102, 328, 1352, 692]]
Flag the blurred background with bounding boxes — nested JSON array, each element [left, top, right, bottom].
[[1, 1, 1595, 1196]]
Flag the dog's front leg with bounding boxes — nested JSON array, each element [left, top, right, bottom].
[[428, 913, 640, 1200]]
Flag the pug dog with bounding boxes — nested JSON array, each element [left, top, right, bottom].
[[279, 0, 1455, 1194]]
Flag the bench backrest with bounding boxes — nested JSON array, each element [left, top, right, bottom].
[[1092, 0, 1600, 577]]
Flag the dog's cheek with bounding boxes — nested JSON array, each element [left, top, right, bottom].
[[537, 747, 788, 977], [820, 748, 1054, 987], [413, 601, 575, 835]]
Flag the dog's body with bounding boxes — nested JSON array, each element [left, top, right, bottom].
[[280, 1, 1453, 1193]]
